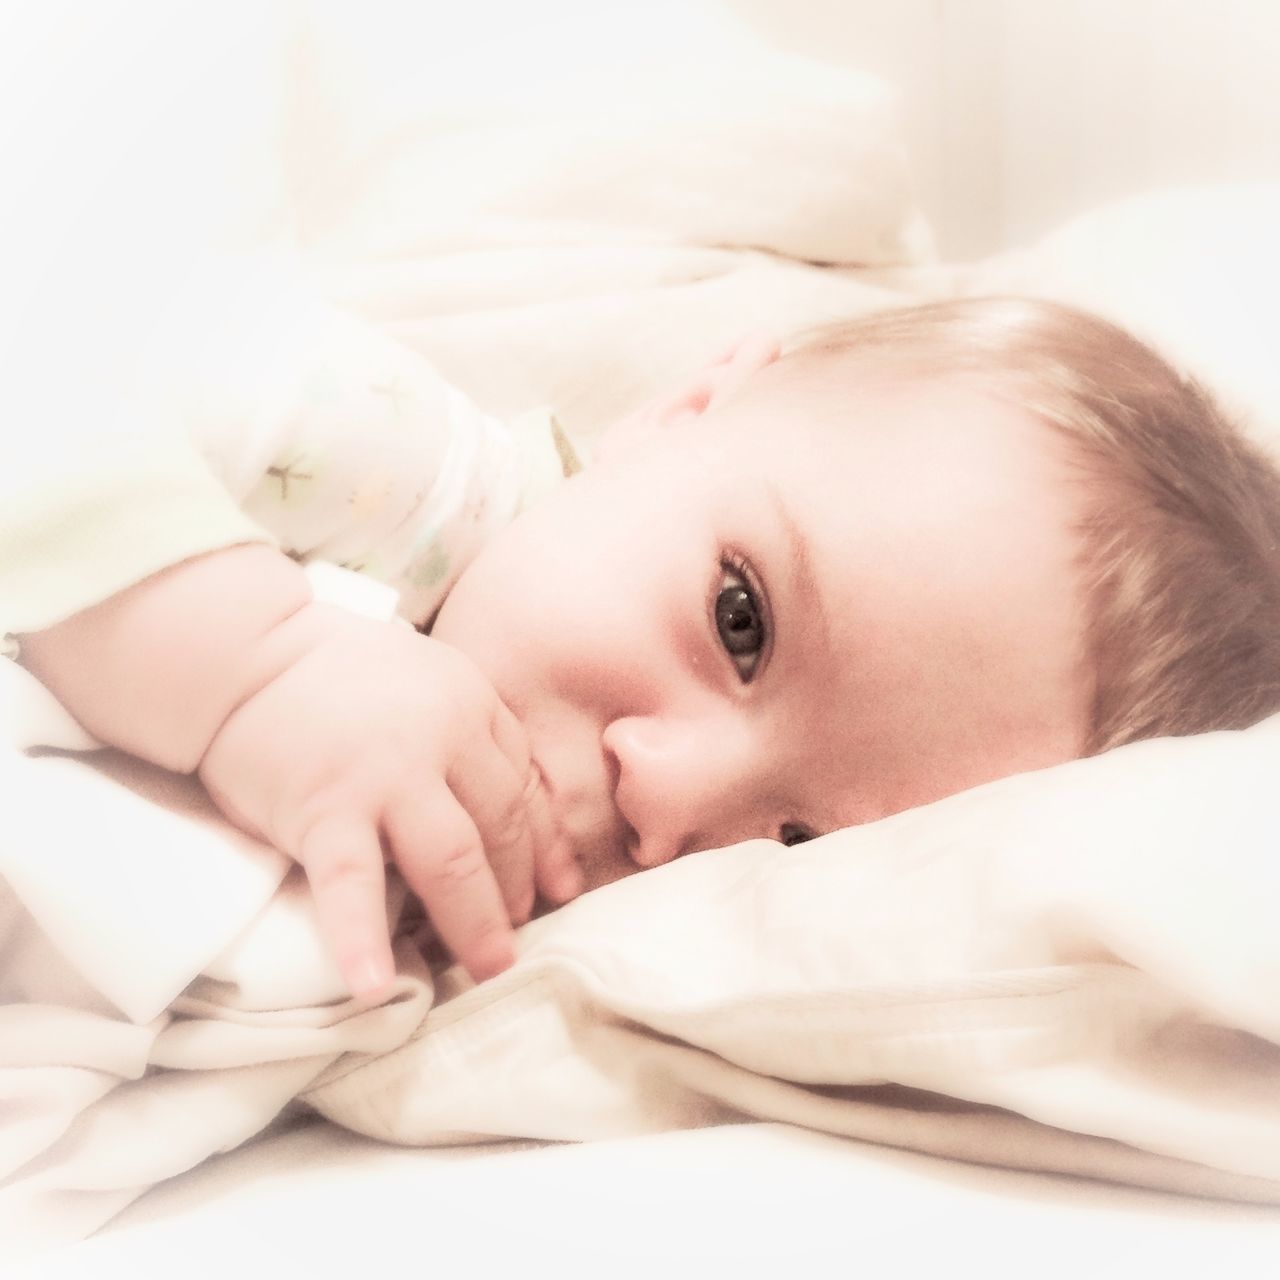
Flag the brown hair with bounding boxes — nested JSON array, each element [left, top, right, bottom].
[[784, 297, 1280, 754]]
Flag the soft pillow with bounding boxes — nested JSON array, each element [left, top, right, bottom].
[[307, 712, 1280, 1203], [960, 183, 1280, 456]]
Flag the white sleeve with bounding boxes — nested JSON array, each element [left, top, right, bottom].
[[135, 254, 565, 626], [0, 3, 572, 640]]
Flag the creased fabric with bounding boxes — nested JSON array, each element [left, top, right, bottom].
[[6, 650, 1280, 1261]]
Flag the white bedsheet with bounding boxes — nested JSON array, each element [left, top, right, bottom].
[[15, 1121, 1280, 1280]]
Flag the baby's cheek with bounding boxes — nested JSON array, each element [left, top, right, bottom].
[[432, 576, 540, 700]]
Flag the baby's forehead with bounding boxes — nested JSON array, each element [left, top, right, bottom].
[[720, 359, 1077, 483]]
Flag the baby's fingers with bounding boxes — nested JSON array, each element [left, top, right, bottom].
[[385, 779, 516, 983], [298, 813, 395, 1001], [446, 734, 539, 926], [486, 703, 582, 905]]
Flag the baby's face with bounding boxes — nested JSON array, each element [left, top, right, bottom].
[[432, 355, 1090, 897]]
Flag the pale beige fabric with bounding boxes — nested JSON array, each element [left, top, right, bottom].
[[307, 713, 1280, 1202], [6, 648, 1280, 1261]]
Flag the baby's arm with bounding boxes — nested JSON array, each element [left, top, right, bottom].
[[18, 543, 565, 998], [8, 253, 576, 997]]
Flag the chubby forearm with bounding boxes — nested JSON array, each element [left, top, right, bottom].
[[18, 544, 326, 774]]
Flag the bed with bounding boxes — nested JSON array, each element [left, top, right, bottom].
[[4, 2, 1280, 1272], [19, 1123, 1280, 1278]]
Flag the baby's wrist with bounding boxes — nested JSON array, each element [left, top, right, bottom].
[[196, 596, 374, 772]]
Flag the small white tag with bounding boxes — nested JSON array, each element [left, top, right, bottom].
[[302, 560, 402, 623]]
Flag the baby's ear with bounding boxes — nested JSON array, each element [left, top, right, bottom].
[[658, 331, 784, 424], [595, 332, 781, 463]]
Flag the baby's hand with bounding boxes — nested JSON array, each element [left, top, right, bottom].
[[197, 604, 569, 998]]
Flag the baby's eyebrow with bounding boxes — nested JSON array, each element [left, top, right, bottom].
[[762, 478, 832, 664]]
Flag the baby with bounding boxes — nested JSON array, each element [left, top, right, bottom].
[[17, 297, 1280, 1002]]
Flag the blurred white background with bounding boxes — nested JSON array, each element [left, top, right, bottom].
[[730, 0, 1280, 258], [4, 1, 1279, 264]]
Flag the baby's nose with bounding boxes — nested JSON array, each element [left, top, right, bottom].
[[602, 715, 765, 867]]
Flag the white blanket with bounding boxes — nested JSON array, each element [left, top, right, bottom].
[[7, 651, 1280, 1260]]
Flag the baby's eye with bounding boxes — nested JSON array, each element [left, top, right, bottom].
[[714, 561, 767, 682], [779, 822, 815, 847]]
